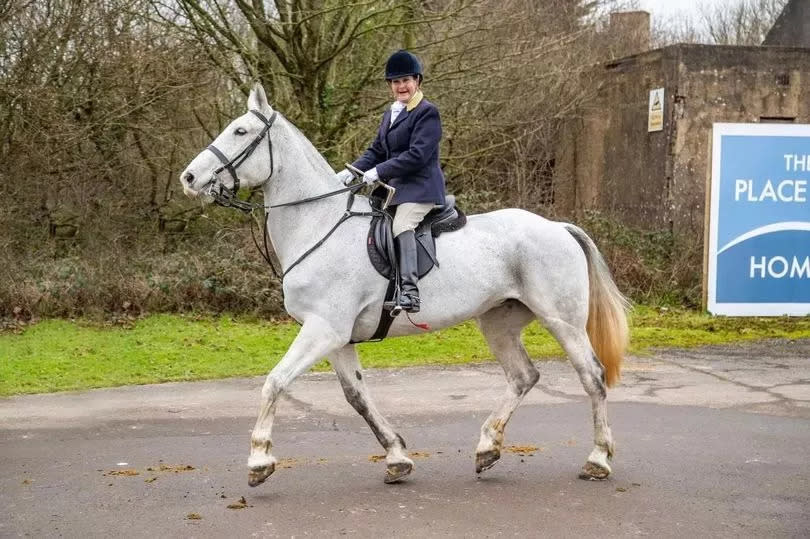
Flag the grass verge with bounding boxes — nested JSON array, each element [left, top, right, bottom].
[[1, 307, 809, 396]]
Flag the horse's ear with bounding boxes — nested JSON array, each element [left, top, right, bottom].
[[248, 82, 271, 112]]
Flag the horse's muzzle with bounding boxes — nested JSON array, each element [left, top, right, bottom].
[[181, 172, 216, 201]]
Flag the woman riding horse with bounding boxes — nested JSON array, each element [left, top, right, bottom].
[[180, 81, 628, 487], [335, 50, 447, 313]]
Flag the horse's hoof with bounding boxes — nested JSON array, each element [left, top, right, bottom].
[[384, 461, 413, 484], [475, 449, 500, 474], [578, 460, 611, 481], [248, 463, 276, 487]]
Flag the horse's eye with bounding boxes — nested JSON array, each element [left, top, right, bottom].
[[234, 127, 247, 136]]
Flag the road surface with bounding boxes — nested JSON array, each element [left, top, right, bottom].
[[1, 339, 809, 537]]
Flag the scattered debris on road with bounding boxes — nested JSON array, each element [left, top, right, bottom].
[[227, 496, 249, 510], [146, 464, 195, 473], [505, 445, 543, 456], [105, 469, 139, 476]]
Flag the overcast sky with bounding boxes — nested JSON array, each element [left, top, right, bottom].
[[637, 0, 738, 22]]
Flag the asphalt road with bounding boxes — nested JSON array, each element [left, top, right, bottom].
[[1, 339, 809, 538]]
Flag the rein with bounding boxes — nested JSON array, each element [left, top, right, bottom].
[[279, 190, 380, 278], [202, 109, 381, 282], [246, 183, 377, 283]]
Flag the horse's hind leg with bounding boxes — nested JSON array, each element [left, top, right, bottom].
[[474, 300, 539, 474], [543, 319, 614, 480], [331, 345, 413, 483]]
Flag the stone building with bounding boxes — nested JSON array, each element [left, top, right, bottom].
[[554, 0, 810, 241]]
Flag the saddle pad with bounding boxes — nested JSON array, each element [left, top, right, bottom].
[[358, 203, 466, 343], [366, 203, 467, 280], [367, 216, 436, 279]]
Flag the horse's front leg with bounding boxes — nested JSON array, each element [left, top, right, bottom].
[[248, 316, 347, 487], [331, 345, 413, 483]]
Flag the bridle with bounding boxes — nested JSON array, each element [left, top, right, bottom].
[[203, 109, 277, 212], [196, 108, 382, 282]]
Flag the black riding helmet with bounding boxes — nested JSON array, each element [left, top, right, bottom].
[[385, 50, 423, 82]]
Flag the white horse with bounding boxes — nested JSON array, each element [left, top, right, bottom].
[[180, 83, 629, 487]]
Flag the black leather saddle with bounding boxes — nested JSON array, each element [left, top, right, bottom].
[[366, 195, 467, 280], [351, 195, 466, 344]]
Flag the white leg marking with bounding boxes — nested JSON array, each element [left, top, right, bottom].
[[248, 316, 347, 486], [545, 318, 614, 479]]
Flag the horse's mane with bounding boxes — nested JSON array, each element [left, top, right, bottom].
[[281, 115, 336, 177]]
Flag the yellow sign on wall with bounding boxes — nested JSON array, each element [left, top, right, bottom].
[[648, 88, 664, 132]]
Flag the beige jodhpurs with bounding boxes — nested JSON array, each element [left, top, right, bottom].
[[392, 202, 435, 237]]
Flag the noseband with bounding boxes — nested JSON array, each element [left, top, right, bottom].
[[204, 109, 277, 211]]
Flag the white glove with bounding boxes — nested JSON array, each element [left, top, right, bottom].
[[335, 168, 354, 185], [362, 167, 379, 185]]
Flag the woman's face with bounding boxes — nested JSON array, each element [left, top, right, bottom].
[[389, 75, 419, 104]]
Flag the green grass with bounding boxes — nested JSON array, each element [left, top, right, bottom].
[[1, 307, 809, 396]]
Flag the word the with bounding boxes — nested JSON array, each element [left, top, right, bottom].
[[784, 154, 810, 171]]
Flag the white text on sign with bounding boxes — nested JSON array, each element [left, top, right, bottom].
[[750, 256, 810, 279], [734, 179, 807, 202], [783, 154, 810, 171]]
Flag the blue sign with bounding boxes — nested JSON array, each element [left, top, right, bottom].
[[708, 123, 810, 316]]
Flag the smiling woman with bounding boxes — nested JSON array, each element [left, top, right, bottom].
[[336, 49, 448, 314]]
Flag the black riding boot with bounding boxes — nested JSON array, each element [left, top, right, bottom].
[[395, 230, 420, 313]]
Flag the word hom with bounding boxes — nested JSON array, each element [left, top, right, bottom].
[[750, 256, 810, 279]]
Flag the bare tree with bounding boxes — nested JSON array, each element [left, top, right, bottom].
[[652, 0, 788, 47], [0, 0, 232, 261], [1, 0, 629, 316], [702, 0, 787, 45], [150, 0, 479, 157]]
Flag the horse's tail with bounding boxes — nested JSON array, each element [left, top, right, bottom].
[[564, 224, 630, 388]]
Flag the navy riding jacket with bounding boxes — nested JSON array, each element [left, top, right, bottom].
[[352, 98, 446, 206]]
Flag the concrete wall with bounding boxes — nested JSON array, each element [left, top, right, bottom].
[[668, 45, 810, 238], [556, 44, 810, 240]]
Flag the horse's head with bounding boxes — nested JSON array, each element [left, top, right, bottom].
[[180, 83, 278, 202]]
